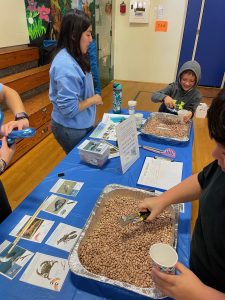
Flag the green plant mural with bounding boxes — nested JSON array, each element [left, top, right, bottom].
[[25, 0, 50, 40], [24, 0, 72, 43]]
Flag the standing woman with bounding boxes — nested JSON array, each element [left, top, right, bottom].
[[49, 9, 103, 154]]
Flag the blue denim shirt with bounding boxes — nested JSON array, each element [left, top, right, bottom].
[[49, 49, 96, 129]]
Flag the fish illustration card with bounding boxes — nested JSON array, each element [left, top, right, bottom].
[[42, 195, 77, 218], [20, 252, 69, 291], [45, 223, 81, 252], [10, 215, 54, 243], [0, 240, 33, 279], [50, 179, 84, 197]]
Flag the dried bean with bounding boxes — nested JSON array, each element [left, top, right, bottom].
[[78, 194, 175, 288]]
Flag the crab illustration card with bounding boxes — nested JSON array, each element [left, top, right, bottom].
[[10, 215, 54, 243], [42, 195, 77, 218], [50, 179, 84, 197], [0, 240, 33, 279], [45, 223, 81, 252], [20, 252, 69, 291]]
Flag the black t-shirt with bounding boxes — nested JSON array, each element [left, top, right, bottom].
[[190, 160, 225, 292]]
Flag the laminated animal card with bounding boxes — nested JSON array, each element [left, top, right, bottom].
[[50, 179, 84, 197], [45, 223, 81, 252], [10, 215, 54, 243], [42, 195, 77, 218], [0, 240, 33, 279], [20, 252, 69, 291]]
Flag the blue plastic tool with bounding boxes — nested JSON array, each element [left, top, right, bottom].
[[0, 111, 36, 146]]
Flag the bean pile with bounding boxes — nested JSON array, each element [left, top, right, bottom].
[[78, 190, 175, 288], [143, 114, 189, 139]]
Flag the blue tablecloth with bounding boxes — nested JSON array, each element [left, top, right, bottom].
[[0, 113, 193, 300]]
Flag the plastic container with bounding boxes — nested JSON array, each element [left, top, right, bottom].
[[128, 100, 137, 115], [195, 103, 208, 118], [135, 113, 143, 129], [78, 140, 110, 167], [178, 109, 189, 124], [113, 82, 122, 114]]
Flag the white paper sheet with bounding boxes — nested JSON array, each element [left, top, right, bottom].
[[137, 157, 183, 190]]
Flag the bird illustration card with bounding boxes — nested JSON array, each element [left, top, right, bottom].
[[20, 252, 69, 292], [10, 215, 54, 243], [42, 195, 77, 218], [45, 223, 81, 252], [0, 240, 33, 279], [50, 179, 84, 197]]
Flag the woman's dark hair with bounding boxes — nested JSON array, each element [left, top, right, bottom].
[[56, 9, 91, 72], [207, 88, 225, 146]]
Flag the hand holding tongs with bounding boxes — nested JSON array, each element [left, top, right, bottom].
[[119, 209, 151, 226]]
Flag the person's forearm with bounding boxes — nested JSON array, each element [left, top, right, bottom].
[[79, 97, 94, 111], [160, 174, 202, 206], [198, 285, 225, 300], [1, 86, 26, 115], [79, 94, 102, 111]]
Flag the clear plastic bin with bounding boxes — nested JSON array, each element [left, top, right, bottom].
[[78, 140, 110, 167]]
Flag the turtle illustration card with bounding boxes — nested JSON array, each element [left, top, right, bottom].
[[42, 195, 77, 218], [45, 223, 81, 252], [0, 240, 33, 279], [20, 252, 69, 291], [10, 215, 54, 243], [50, 179, 84, 197]]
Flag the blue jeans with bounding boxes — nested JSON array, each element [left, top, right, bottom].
[[51, 119, 93, 154]]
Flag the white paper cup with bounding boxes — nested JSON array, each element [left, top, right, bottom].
[[128, 100, 137, 115], [150, 243, 178, 298], [149, 243, 178, 274], [178, 109, 189, 124], [135, 113, 143, 129]]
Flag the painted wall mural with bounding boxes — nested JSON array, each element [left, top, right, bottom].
[[24, 0, 72, 45]]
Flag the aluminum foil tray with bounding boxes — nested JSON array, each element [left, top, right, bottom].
[[141, 112, 192, 144], [69, 184, 180, 299]]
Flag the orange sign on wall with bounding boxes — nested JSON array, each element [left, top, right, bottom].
[[155, 20, 168, 32]]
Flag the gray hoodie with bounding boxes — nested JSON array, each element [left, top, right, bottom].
[[151, 60, 202, 115]]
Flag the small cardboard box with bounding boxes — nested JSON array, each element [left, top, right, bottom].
[[78, 140, 110, 167], [195, 103, 208, 118]]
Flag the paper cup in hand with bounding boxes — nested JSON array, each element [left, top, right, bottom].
[[149, 243, 178, 274], [178, 109, 189, 124]]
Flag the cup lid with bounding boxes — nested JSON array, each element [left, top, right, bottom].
[[128, 100, 137, 105]]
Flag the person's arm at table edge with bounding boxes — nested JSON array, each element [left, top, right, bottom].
[[139, 174, 202, 221]]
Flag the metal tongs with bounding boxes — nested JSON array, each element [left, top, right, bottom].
[[119, 209, 151, 226]]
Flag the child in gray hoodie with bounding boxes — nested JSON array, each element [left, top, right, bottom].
[[152, 60, 202, 122]]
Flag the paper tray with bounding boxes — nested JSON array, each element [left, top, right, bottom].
[[141, 112, 192, 144], [69, 184, 180, 299]]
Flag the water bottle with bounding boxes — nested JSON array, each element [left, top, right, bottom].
[[113, 82, 122, 114]]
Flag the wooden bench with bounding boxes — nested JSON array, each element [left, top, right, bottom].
[[1, 64, 50, 94], [0, 46, 39, 70]]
